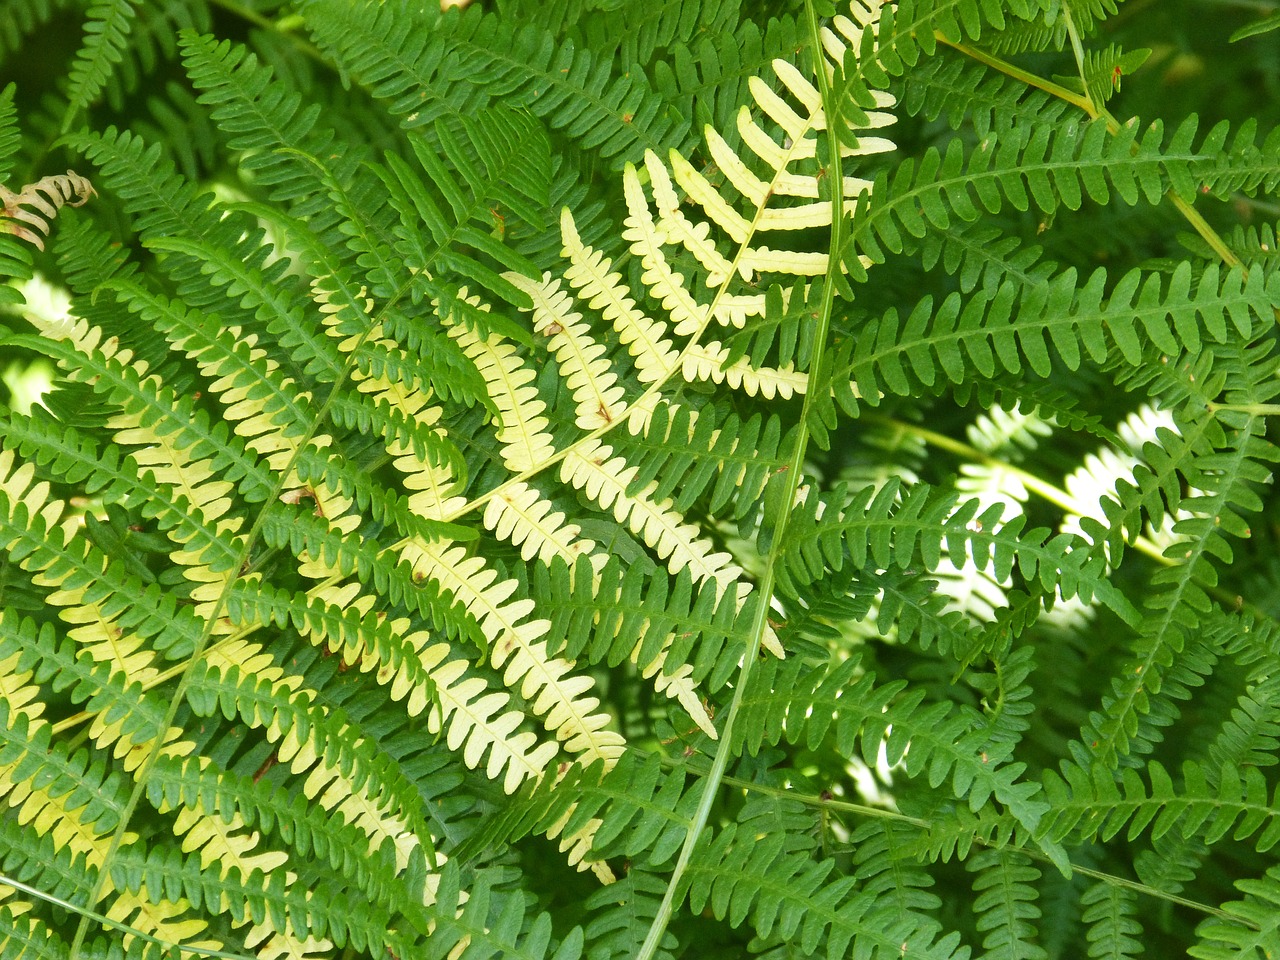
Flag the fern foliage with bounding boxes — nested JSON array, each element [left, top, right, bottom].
[[0, 0, 1279, 957]]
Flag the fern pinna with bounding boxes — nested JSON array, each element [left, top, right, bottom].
[[1, 0, 1280, 957]]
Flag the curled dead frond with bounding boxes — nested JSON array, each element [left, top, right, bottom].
[[1, 170, 95, 251]]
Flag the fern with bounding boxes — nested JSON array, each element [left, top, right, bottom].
[[0, 0, 1278, 957]]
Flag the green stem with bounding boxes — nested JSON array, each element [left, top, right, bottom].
[[934, 34, 1242, 271], [66, 232, 422, 960], [669, 761, 1256, 928], [208, 0, 331, 67], [1208, 401, 1280, 415], [935, 34, 1093, 113], [635, 2, 844, 955], [3, 870, 259, 960], [880, 414, 1268, 619], [1060, 4, 1091, 96]]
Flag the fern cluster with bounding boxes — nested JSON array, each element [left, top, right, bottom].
[[1, 0, 1279, 957]]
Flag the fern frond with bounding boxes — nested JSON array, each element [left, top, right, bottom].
[[832, 263, 1274, 413], [191, 638, 432, 873], [562, 439, 745, 602], [399, 538, 626, 766], [1081, 44, 1150, 110], [370, 108, 550, 305], [900, 53, 1072, 136], [537, 555, 743, 706], [582, 870, 679, 960], [423, 863, 585, 960], [1080, 881, 1143, 960], [63, 0, 140, 132], [968, 847, 1046, 960], [445, 310, 557, 473], [846, 113, 1217, 268], [505, 271, 627, 430], [681, 340, 807, 399], [1189, 864, 1280, 960], [482, 481, 599, 572], [901, 0, 1058, 60], [1039, 758, 1280, 851], [850, 820, 942, 940], [622, 402, 786, 521], [559, 209, 680, 385], [734, 655, 1054, 839], [778, 478, 1131, 624], [683, 819, 964, 960], [416, 637, 562, 795], [301, 0, 689, 167]]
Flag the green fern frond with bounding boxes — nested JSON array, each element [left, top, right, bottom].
[[732, 654, 1054, 842], [682, 816, 965, 960], [1039, 756, 1280, 851], [969, 847, 1046, 960], [859, 0, 1055, 76], [1080, 881, 1143, 960], [300, 0, 690, 169], [62, 0, 140, 133], [371, 110, 550, 306], [900, 53, 1072, 136], [778, 478, 1130, 626], [582, 870, 679, 960], [846, 113, 1245, 271], [1189, 864, 1280, 960], [1080, 44, 1151, 110], [0, 85, 20, 188], [3, 0, 1280, 956], [832, 262, 1274, 414]]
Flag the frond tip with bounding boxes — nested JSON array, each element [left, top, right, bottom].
[[1, 171, 96, 250]]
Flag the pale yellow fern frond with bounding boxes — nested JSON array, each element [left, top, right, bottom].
[[0, 449, 171, 690], [416, 639, 560, 794], [400, 538, 625, 765], [0, 645, 134, 870], [170, 796, 325, 957], [313, 277, 469, 519], [505, 271, 628, 430], [25, 310, 252, 626], [103, 892, 220, 954], [482, 480, 602, 571], [622, 167, 709, 338], [170, 319, 359, 578], [562, 439, 742, 598], [560, 209, 680, 386], [202, 638, 428, 874], [682, 342, 808, 400], [446, 315, 557, 473]]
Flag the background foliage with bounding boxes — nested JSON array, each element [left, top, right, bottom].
[[2, 0, 1280, 958]]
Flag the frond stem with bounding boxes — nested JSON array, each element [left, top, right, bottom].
[[636, 2, 844, 956], [934, 35, 1241, 270], [207, 0, 330, 68], [1207, 401, 1280, 415], [933, 34, 1092, 113], [1, 870, 260, 960], [1060, 4, 1091, 104], [67, 237, 421, 960]]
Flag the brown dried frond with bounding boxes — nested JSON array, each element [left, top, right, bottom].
[[1, 170, 95, 251]]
